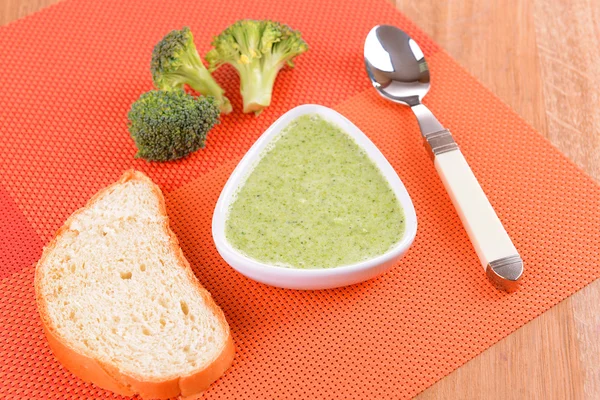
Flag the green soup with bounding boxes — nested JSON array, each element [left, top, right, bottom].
[[225, 114, 405, 269]]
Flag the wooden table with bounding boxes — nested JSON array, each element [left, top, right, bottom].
[[2, 0, 599, 398]]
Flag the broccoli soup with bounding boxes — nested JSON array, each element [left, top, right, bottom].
[[225, 114, 405, 269]]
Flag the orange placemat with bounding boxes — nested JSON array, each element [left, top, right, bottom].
[[1, 0, 599, 398]]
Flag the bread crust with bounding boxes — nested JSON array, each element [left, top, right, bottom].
[[34, 170, 234, 399]]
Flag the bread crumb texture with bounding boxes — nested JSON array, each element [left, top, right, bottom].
[[38, 179, 225, 379]]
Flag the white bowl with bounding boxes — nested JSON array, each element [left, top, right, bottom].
[[212, 104, 417, 290]]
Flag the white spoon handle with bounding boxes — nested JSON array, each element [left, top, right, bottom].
[[412, 104, 523, 291], [435, 149, 519, 265], [434, 145, 524, 291]]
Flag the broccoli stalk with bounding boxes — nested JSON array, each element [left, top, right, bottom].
[[206, 20, 308, 114], [151, 27, 232, 114], [128, 89, 220, 161]]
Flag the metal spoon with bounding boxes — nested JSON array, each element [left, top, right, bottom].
[[364, 25, 523, 292]]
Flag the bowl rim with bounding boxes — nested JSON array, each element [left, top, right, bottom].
[[212, 104, 418, 280]]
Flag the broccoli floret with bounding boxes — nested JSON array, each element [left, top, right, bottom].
[[151, 27, 232, 114], [128, 89, 220, 161], [206, 20, 308, 114]]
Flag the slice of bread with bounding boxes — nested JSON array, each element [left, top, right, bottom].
[[35, 170, 234, 399]]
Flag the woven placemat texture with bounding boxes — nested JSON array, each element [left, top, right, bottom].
[[1, 0, 599, 398]]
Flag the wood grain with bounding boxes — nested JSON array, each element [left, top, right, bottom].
[[1, 0, 599, 398], [0, 0, 60, 26]]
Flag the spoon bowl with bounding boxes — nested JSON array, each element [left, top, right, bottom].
[[364, 25, 430, 106]]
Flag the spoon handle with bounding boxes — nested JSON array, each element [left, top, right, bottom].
[[434, 147, 523, 290], [412, 104, 523, 291], [432, 142, 523, 292]]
